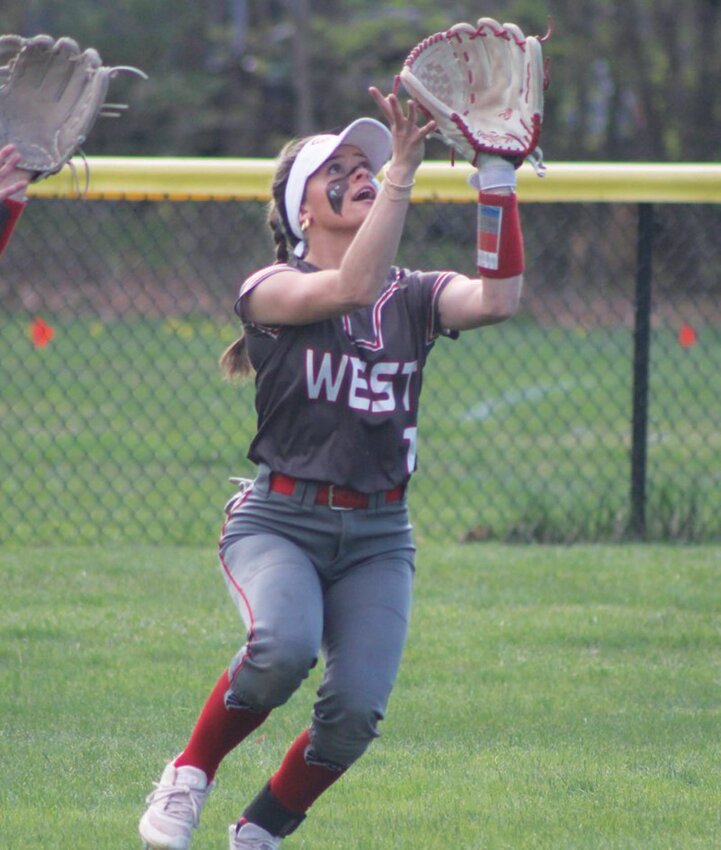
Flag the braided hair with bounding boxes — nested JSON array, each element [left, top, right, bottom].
[[220, 136, 311, 380]]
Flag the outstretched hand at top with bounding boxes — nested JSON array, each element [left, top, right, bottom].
[[368, 86, 436, 184]]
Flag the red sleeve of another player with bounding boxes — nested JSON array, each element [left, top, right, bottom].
[[476, 192, 524, 279], [0, 198, 26, 256]]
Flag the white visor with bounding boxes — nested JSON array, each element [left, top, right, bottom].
[[284, 117, 393, 243]]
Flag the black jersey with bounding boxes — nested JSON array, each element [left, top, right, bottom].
[[236, 260, 458, 492]]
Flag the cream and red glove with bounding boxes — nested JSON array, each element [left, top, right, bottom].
[[399, 17, 549, 174]]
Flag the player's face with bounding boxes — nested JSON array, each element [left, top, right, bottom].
[[301, 144, 378, 233]]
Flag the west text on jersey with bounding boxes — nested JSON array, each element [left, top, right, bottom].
[[305, 348, 418, 413]]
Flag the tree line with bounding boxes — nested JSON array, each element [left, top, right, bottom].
[[4, 0, 720, 163]]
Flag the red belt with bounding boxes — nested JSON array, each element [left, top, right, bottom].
[[269, 472, 405, 510]]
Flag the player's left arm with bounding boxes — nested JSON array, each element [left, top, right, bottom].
[[438, 271, 522, 330], [438, 177, 524, 331]]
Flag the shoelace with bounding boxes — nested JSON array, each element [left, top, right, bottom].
[[146, 780, 204, 827]]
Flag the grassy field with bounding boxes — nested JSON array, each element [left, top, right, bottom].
[[1, 314, 719, 546], [1, 541, 719, 849]]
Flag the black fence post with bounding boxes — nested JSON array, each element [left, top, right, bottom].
[[630, 203, 654, 538]]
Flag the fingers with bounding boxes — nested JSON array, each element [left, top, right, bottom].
[[0, 144, 22, 175], [385, 92, 408, 127], [0, 145, 20, 185], [0, 179, 29, 200], [368, 86, 436, 136], [0, 144, 30, 200], [405, 101, 438, 139], [368, 86, 437, 177], [418, 116, 437, 138], [368, 86, 394, 123]]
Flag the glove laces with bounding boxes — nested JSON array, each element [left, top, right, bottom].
[[526, 147, 547, 177]]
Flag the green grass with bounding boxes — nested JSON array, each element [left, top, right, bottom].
[[1, 542, 720, 848], [1, 313, 720, 544]]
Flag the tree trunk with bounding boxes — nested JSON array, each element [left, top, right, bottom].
[[287, 0, 314, 135]]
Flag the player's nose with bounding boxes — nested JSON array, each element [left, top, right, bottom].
[[351, 163, 372, 181]]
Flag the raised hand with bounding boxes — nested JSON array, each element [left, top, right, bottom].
[[368, 86, 436, 182]]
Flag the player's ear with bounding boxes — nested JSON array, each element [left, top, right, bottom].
[[299, 204, 312, 231]]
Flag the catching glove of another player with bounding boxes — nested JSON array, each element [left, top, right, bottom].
[[0, 34, 146, 181]]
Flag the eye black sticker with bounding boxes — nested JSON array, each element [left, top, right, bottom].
[[326, 175, 350, 215]]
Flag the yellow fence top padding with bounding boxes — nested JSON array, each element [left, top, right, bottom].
[[28, 158, 721, 204]]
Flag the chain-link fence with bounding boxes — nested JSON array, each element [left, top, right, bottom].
[[2, 170, 720, 545]]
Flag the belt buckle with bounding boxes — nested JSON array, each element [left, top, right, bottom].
[[327, 485, 355, 511]]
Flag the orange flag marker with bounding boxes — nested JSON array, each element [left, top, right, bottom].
[[31, 316, 54, 348], [677, 323, 697, 348]]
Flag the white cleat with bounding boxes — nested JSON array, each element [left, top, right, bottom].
[[139, 762, 213, 850], [229, 820, 282, 850]]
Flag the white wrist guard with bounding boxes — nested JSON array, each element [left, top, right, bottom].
[[467, 155, 517, 192]]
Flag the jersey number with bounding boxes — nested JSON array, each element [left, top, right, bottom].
[[403, 427, 417, 475]]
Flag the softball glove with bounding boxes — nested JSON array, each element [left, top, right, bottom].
[[399, 17, 550, 174], [0, 34, 146, 180]]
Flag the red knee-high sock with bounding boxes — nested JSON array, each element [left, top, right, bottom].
[[174, 671, 269, 780], [269, 729, 345, 813]]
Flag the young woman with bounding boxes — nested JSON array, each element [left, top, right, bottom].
[[137, 86, 525, 850]]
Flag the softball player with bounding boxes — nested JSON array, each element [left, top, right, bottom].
[[138, 86, 525, 850]]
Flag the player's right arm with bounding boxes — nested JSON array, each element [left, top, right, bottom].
[[244, 91, 434, 327], [242, 169, 410, 326], [0, 144, 30, 256]]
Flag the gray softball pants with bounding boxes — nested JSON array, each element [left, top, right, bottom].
[[217, 464, 416, 771]]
